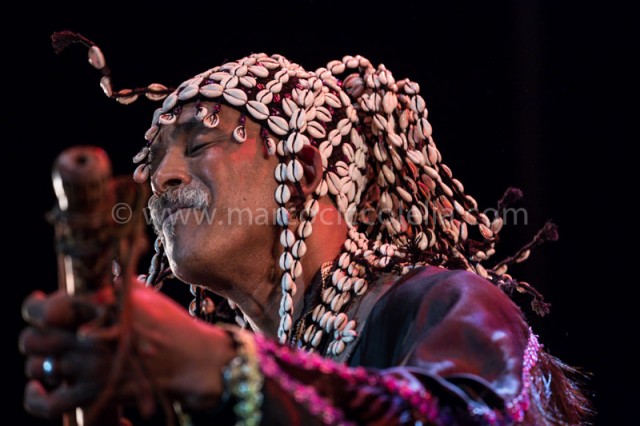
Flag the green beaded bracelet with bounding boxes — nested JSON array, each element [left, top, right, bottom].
[[221, 325, 264, 426]]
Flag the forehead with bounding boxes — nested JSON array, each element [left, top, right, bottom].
[[151, 102, 243, 150], [172, 102, 242, 128]]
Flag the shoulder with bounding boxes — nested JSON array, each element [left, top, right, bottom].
[[362, 265, 530, 362], [353, 266, 530, 383], [374, 265, 524, 320]]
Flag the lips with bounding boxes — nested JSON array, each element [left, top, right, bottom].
[[161, 206, 192, 228]]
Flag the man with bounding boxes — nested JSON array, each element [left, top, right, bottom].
[[21, 37, 589, 424]]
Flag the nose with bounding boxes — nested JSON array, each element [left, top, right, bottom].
[[151, 147, 192, 194]]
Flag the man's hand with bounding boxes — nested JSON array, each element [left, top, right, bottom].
[[20, 283, 236, 420]]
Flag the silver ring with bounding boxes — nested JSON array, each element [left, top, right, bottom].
[[42, 357, 56, 378]]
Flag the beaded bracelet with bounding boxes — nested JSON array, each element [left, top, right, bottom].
[[173, 326, 263, 426], [221, 325, 264, 426]]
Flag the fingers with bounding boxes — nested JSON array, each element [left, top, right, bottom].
[[25, 356, 60, 386], [24, 380, 102, 420], [25, 351, 111, 384], [21, 325, 114, 388], [77, 323, 121, 343], [22, 291, 102, 329], [19, 326, 82, 356]]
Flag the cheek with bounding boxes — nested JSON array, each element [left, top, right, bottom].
[[253, 159, 281, 207], [230, 144, 279, 200], [196, 139, 280, 209]]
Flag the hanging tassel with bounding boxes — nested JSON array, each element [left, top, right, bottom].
[[51, 30, 94, 54], [538, 220, 559, 243], [51, 30, 175, 105], [493, 220, 559, 271], [497, 186, 524, 213]]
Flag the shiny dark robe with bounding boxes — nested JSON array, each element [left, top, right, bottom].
[[201, 266, 587, 425]]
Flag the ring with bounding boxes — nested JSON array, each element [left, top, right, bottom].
[[42, 357, 56, 378]]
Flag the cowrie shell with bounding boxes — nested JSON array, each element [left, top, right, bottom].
[[267, 116, 289, 136], [246, 100, 270, 120], [199, 84, 223, 98], [178, 85, 199, 101], [223, 88, 248, 106], [88, 46, 105, 70]]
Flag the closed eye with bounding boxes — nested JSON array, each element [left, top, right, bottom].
[[188, 143, 211, 156], [188, 132, 227, 156]]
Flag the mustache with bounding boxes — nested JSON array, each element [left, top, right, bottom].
[[148, 183, 211, 235]]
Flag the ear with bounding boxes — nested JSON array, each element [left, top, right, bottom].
[[295, 144, 324, 196]]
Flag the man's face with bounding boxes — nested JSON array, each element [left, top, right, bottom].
[[147, 102, 280, 286]]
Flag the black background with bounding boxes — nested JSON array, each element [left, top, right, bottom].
[[7, 2, 631, 424]]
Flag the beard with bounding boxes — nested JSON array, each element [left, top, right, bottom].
[[148, 182, 212, 239]]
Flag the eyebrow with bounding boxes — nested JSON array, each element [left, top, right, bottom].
[[155, 115, 208, 143], [175, 116, 207, 134], [148, 115, 211, 161]]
